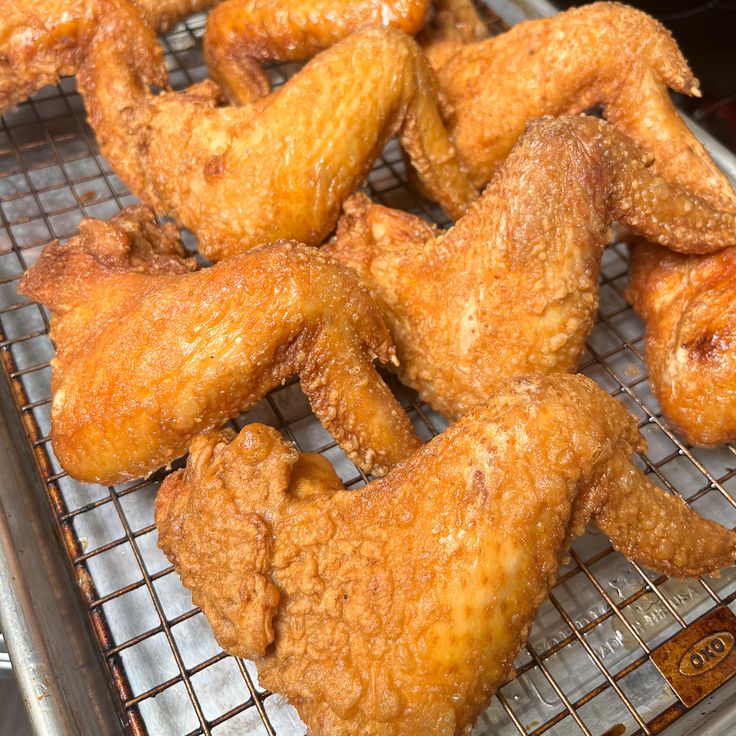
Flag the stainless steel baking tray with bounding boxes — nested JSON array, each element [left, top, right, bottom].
[[1, 1, 736, 734]]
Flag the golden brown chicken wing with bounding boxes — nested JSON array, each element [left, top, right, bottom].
[[326, 115, 736, 421], [76, 14, 477, 260], [627, 239, 736, 447], [426, 2, 736, 206], [17, 206, 420, 484], [156, 373, 736, 736], [0, 0, 216, 114]]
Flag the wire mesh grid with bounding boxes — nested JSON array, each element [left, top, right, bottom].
[[1, 5, 736, 736]]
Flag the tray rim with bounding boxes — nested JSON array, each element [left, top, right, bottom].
[[0, 370, 124, 735]]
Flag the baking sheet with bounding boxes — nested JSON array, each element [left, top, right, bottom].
[[1, 5, 736, 735]]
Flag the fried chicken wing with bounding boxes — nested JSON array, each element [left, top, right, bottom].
[[627, 239, 736, 446], [426, 2, 736, 207], [156, 373, 736, 736], [17, 206, 420, 484], [0, 0, 216, 114], [326, 116, 736, 421], [76, 15, 477, 260]]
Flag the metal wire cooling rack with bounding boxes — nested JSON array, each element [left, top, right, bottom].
[[1, 3, 736, 736]]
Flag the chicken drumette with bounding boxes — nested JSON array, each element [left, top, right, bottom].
[[18, 207, 419, 484], [326, 115, 736, 421], [75, 14, 476, 260], [157, 373, 736, 736]]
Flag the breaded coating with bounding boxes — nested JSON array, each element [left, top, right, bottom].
[[204, 0, 432, 104], [76, 16, 477, 260], [156, 374, 736, 736], [0, 0, 217, 114], [627, 238, 736, 447], [426, 2, 736, 207], [326, 116, 736, 421], [18, 207, 419, 484]]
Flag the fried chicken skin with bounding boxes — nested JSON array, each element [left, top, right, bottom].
[[326, 116, 736, 421], [627, 239, 736, 447], [204, 0, 432, 104], [76, 16, 477, 261], [203, 0, 489, 105], [156, 373, 736, 736], [0, 0, 216, 114], [426, 2, 736, 207], [17, 207, 420, 484]]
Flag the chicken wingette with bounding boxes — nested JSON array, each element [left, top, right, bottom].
[[76, 14, 477, 260]]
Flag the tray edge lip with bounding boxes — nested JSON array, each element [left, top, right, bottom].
[[0, 365, 125, 736]]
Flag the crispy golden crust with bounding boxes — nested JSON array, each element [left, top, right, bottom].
[[0, 0, 217, 114], [627, 239, 736, 446], [203, 0, 490, 104], [77, 17, 477, 260], [18, 206, 419, 484], [156, 373, 736, 735], [135, 0, 219, 30], [204, 0, 432, 104], [1, 0, 100, 113], [326, 116, 736, 421], [426, 2, 736, 208]]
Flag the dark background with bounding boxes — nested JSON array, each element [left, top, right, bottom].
[[557, 0, 736, 150]]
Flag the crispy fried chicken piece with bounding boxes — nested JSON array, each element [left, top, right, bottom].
[[17, 206, 420, 484], [156, 373, 736, 736], [426, 2, 736, 208], [76, 15, 477, 260], [326, 116, 736, 421], [0, 0, 216, 114], [627, 238, 736, 447]]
